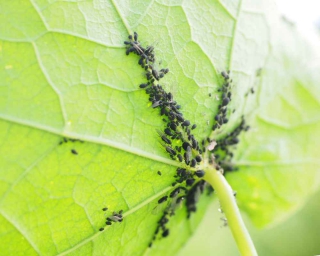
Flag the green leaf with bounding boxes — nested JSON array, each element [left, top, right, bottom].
[[1, 0, 320, 255]]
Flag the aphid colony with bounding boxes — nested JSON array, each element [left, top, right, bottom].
[[212, 71, 233, 131], [124, 32, 203, 168], [58, 137, 84, 155], [211, 116, 250, 173], [99, 208, 123, 231], [125, 31, 213, 244], [149, 180, 212, 248], [58, 137, 84, 145], [124, 32, 249, 246]]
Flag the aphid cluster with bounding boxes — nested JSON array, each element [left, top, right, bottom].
[[59, 137, 84, 155], [124, 32, 248, 248], [149, 180, 211, 247], [125, 32, 214, 246], [212, 71, 233, 131], [124, 32, 203, 169], [99, 209, 124, 231], [211, 116, 250, 173], [58, 137, 84, 145]]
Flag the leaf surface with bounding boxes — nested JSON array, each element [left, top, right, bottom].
[[0, 0, 320, 255]]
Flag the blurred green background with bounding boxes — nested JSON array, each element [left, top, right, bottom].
[[179, 189, 320, 256]]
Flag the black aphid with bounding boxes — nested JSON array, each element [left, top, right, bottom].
[[165, 146, 176, 156], [221, 71, 229, 80], [191, 124, 197, 130], [158, 131, 172, 144], [106, 221, 112, 225], [222, 97, 230, 106], [164, 128, 172, 136], [182, 120, 190, 127], [134, 31, 138, 41], [102, 207, 108, 211], [157, 171, 162, 176], [186, 178, 195, 186], [71, 149, 78, 155], [99, 228, 104, 231], [162, 229, 169, 237], [170, 187, 182, 198], [195, 155, 202, 162], [158, 196, 168, 204], [140, 83, 148, 88], [195, 170, 205, 178], [190, 159, 196, 167]]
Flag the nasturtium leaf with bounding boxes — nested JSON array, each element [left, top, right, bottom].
[[1, 0, 320, 255]]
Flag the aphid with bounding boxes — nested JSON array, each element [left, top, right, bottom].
[[164, 128, 173, 136], [71, 149, 78, 155], [191, 124, 197, 130], [190, 159, 196, 167], [209, 93, 212, 97], [125, 47, 132, 55], [134, 32, 138, 41], [160, 68, 169, 74], [195, 170, 205, 178], [184, 152, 190, 165], [157, 171, 162, 176], [170, 187, 181, 198], [191, 138, 198, 149], [158, 196, 168, 204], [106, 221, 112, 225], [177, 154, 183, 162], [195, 155, 202, 162], [165, 146, 176, 155], [157, 131, 171, 144], [99, 228, 104, 231], [102, 207, 108, 211], [222, 97, 230, 106], [162, 229, 169, 237], [186, 178, 195, 186], [140, 83, 148, 88], [166, 92, 173, 101], [186, 145, 192, 156], [182, 142, 191, 151], [182, 120, 190, 127], [160, 108, 166, 116], [152, 69, 159, 80], [221, 71, 229, 80], [176, 114, 184, 122]]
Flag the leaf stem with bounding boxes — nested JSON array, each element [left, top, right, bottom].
[[203, 166, 257, 256]]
